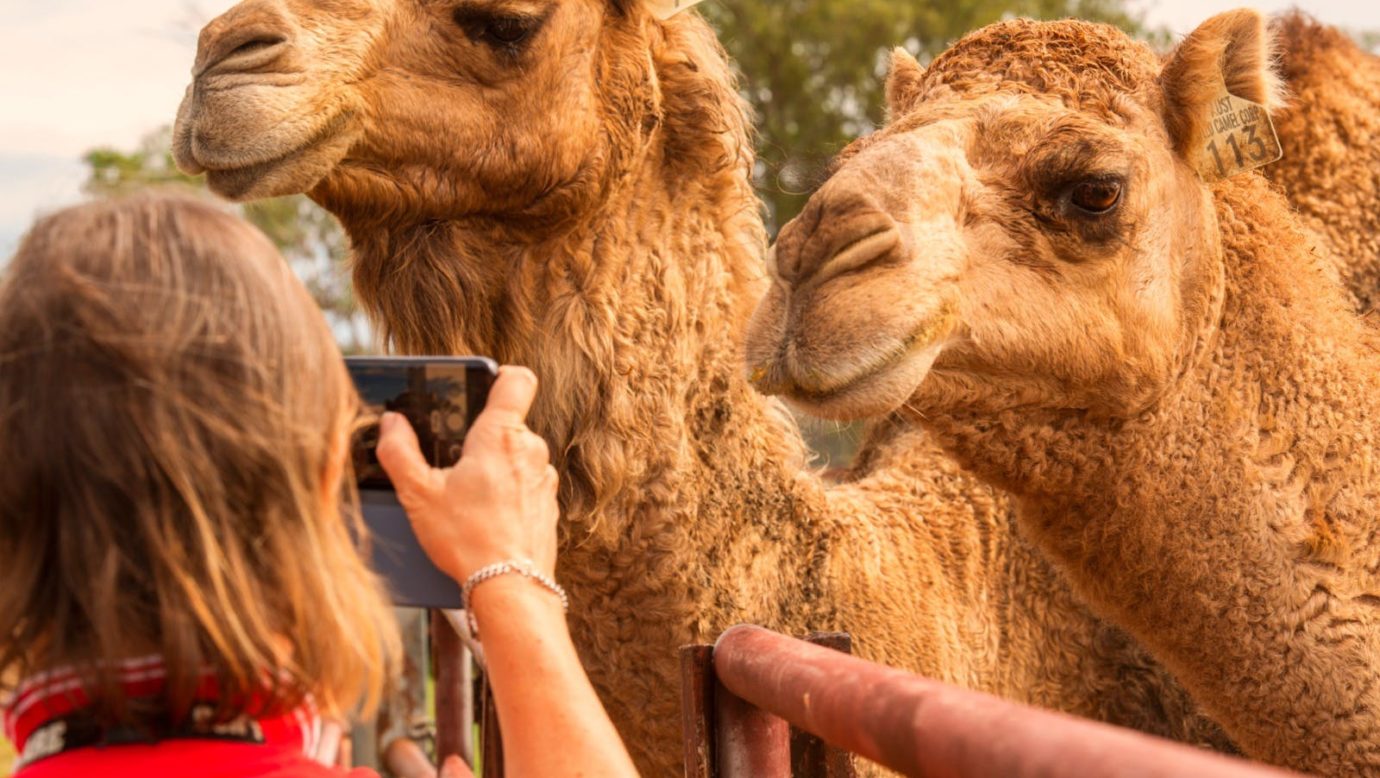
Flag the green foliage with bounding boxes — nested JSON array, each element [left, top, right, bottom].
[[82, 128, 370, 353], [701, 0, 1153, 231], [82, 128, 201, 194]]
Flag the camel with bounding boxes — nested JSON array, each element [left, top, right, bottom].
[[1266, 12, 1380, 313], [746, 9, 1380, 773], [170, 0, 1231, 771]]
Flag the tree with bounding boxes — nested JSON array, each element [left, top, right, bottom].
[[81, 127, 371, 353], [701, 0, 1152, 232]]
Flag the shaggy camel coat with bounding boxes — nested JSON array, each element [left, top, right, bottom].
[[334, 16, 1225, 771], [1267, 13, 1380, 312], [925, 174, 1380, 773]]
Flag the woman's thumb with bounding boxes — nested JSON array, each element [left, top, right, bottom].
[[439, 755, 475, 778]]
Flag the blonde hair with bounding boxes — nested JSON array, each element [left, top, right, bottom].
[[0, 194, 399, 723]]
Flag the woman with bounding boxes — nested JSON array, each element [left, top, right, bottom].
[[0, 195, 636, 778]]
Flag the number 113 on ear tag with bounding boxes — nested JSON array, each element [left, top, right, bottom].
[[644, 0, 709, 20], [1196, 86, 1284, 182]]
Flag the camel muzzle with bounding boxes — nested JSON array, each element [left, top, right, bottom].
[[172, 0, 366, 200]]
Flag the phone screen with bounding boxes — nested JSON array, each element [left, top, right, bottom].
[[346, 357, 496, 608], [349, 359, 494, 489]]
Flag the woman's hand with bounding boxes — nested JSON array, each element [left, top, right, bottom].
[[378, 366, 637, 778], [376, 366, 560, 583]]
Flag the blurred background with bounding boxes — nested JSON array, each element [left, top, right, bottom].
[[1, 0, 1377, 773]]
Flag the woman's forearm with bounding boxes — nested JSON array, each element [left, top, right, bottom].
[[470, 577, 639, 778]]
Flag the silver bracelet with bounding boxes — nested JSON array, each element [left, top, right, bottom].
[[462, 558, 568, 640]]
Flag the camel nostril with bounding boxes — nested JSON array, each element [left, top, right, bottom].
[[199, 31, 289, 77], [774, 193, 899, 286], [814, 225, 902, 285], [230, 34, 286, 58]]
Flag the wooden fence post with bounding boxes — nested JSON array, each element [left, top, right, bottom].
[[681, 645, 717, 778], [431, 610, 469, 765], [480, 678, 504, 778]]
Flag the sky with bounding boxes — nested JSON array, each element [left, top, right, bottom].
[[1, 0, 1378, 257]]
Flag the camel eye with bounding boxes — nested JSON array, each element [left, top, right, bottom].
[[452, 9, 542, 50], [485, 17, 532, 44], [1068, 179, 1123, 215]]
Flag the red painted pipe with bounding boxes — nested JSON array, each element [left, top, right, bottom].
[[712, 625, 1300, 778]]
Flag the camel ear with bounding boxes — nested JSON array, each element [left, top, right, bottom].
[[1160, 9, 1286, 177], [885, 48, 926, 119]]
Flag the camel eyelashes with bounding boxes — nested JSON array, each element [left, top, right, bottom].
[[485, 16, 534, 44], [452, 8, 545, 51], [1066, 178, 1124, 216]]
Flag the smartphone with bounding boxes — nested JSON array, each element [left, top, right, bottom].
[[346, 356, 498, 609]]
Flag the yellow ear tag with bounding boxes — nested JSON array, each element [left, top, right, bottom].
[[1196, 85, 1283, 181], [643, 0, 708, 20]]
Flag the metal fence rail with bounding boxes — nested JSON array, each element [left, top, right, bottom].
[[685, 624, 1302, 778]]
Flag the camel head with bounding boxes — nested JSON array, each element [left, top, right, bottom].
[[746, 10, 1285, 420], [173, 0, 695, 223]]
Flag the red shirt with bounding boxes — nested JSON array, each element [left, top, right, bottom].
[[16, 740, 377, 778], [4, 657, 379, 778]]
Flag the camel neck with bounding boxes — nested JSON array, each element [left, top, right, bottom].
[[338, 147, 829, 545], [926, 175, 1380, 772]]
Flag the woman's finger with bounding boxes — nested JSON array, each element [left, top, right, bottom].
[[472, 366, 539, 435], [376, 412, 438, 499]]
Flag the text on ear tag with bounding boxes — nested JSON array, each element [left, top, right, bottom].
[[1197, 86, 1283, 181], [644, 0, 708, 20]]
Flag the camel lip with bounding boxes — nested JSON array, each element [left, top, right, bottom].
[[197, 108, 351, 171], [749, 305, 956, 418], [759, 340, 947, 421], [190, 110, 358, 199], [203, 150, 320, 200]]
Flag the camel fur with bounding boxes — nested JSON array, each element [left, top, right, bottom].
[[749, 10, 1380, 773], [1266, 12, 1380, 313], [171, 1, 1235, 771]]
